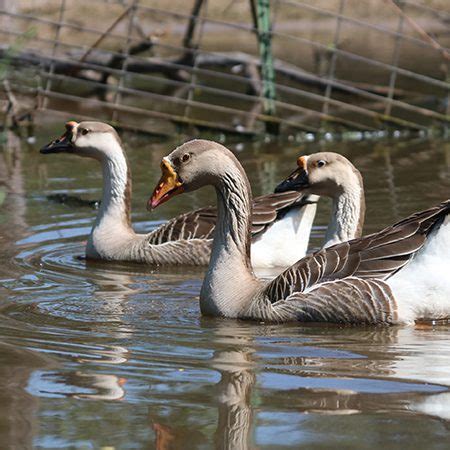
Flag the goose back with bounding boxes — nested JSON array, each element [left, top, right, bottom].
[[264, 200, 450, 302]]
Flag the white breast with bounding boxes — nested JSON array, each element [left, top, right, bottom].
[[388, 215, 450, 323], [250, 201, 317, 269]]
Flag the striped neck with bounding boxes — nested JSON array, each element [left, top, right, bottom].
[[324, 171, 365, 247], [200, 160, 258, 317]]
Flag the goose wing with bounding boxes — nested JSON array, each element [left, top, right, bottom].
[[250, 191, 311, 234], [147, 206, 216, 244], [258, 277, 398, 324], [148, 191, 310, 244], [264, 200, 450, 303]]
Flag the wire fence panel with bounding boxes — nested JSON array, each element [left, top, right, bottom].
[[0, 0, 449, 138]]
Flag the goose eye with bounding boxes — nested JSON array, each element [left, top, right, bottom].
[[81, 128, 89, 136], [182, 153, 190, 163], [317, 160, 326, 168]]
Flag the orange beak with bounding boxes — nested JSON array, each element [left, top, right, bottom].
[[148, 158, 184, 210]]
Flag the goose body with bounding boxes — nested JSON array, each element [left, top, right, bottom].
[[150, 140, 450, 325], [40, 121, 317, 268], [276, 151, 450, 323]]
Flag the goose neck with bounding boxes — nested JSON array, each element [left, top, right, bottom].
[[86, 146, 135, 259], [324, 176, 365, 247], [97, 150, 132, 231], [200, 165, 258, 317]]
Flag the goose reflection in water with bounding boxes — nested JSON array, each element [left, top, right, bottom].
[[0, 130, 31, 281], [38, 371, 127, 401], [211, 324, 256, 450], [147, 322, 256, 450], [146, 322, 450, 449], [0, 341, 55, 449], [5, 315, 449, 448], [28, 342, 129, 403], [254, 325, 450, 422]]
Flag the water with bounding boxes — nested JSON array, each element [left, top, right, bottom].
[[1, 125, 450, 449]]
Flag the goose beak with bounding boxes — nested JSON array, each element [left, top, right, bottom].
[[274, 156, 310, 193], [148, 158, 184, 210], [40, 121, 78, 154]]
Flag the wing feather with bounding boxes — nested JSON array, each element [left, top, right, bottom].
[[147, 207, 216, 245], [267, 278, 398, 324], [147, 191, 311, 245], [264, 200, 450, 304]]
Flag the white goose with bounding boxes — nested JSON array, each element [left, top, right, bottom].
[[149, 139, 450, 325], [40, 121, 317, 267]]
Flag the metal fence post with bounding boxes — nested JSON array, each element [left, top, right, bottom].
[[254, 0, 277, 134]]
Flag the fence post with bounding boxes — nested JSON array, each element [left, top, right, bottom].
[[42, 0, 66, 110], [254, 0, 277, 134], [321, 0, 345, 120], [385, 4, 405, 118], [112, 1, 138, 124], [182, 0, 208, 130]]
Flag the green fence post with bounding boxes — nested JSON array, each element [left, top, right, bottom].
[[254, 0, 278, 134]]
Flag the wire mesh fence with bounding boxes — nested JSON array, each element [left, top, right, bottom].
[[0, 0, 449, 139]]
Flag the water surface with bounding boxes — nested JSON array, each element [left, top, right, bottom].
[[1, 125, 450, 449]]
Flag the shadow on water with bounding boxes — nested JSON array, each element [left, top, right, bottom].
[[0, 124, 449, 448]]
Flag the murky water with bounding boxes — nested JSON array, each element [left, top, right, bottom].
[[1, 124, 450, 449]]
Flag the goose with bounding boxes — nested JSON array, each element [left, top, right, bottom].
[[275, 152, 365, 247], [40, 121, 318, 267], [149, 139, 450, 325]]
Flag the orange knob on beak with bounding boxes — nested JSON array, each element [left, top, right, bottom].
[[148, 158, 184, 210], [65, 120, 78, 131], [297, 156, 308, 171]]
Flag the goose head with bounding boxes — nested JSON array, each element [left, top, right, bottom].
[[40, 121, 122, 161], [149, 139, 243, 209], [275, 152, 362, 198]]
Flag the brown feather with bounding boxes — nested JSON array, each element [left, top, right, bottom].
[[265, 199, 450, 304], [147, 190, 309, 245]]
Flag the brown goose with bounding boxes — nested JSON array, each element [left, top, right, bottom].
[[149, 139, 450, 325], [40, 121, 317, 267], [275, 152, 365, 247]]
